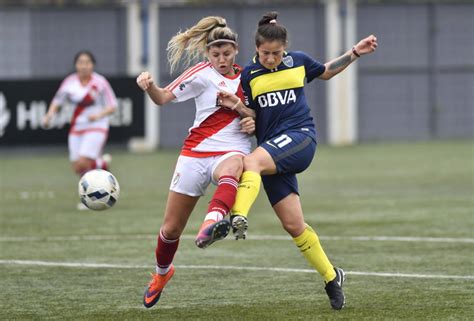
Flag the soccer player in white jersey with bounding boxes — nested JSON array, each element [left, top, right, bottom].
[[43, 51, 117, 210], [136, 16, 255, 308]]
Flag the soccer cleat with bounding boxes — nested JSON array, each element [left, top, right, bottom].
[[143, 264, 175, 308], [195, 219, 230, 248], [102, 153, 112, 165], [324, 267, 346, 310], [76, 202, 89, 211], [230, 214, 248, 240]]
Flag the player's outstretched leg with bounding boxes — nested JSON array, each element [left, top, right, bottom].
[[293, 224, 345, 310], [143, 264, 175, 308], [324, 267, 346, 310], [144, 229, 179, 308], [195, 219, 231, 248]]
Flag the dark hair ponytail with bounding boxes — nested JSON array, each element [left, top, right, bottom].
[[255, 11, 287, 47], [74, 50, 96, 65]]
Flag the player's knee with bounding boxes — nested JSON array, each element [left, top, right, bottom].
[[281, 220, 305, 238], [73, 159, 91, 175], [72, 162, 83, 175], [243, 155, 262, 172], [225, 157, 244, 178], [161, 225, 182, 240], [215, 156, 244, 179]]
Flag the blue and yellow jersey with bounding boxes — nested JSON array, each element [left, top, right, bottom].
[[241, 51, 325, 144]]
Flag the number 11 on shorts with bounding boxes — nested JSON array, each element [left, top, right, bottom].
[[267, 134, 292, 149]]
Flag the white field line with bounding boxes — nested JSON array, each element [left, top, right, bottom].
[[0, 234, 473, 243], [0, 259, 472, 280]]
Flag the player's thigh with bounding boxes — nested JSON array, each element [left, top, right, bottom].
[[211, 152, 245, 183], [272, 193, 306, 237], [79, 131, 108, 160], [161, 191, 200, 239], [243, 147, 277, 175], [262, 173, 299, 207], [68, 134, 82, 161], [261, 131, 316, 174], [170, 156, 212, 197]]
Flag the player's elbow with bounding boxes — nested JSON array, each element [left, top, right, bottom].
[[319, 70, 333, 81]]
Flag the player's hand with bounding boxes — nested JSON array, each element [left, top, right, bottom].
[[217, 91, 240, 110], [136, 71, 154, 91], [354, 35, 378, 56], [240, 117, 255, 135], [88, 113, 101, 121], [42, 114, 52, 128]]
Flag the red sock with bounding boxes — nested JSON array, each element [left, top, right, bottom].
[[207, 175, 239, 217], [92, 159, 108, 170], [155, 229, 179, 273], [77, 168, 88, 177], [76, 159, 107, 177]]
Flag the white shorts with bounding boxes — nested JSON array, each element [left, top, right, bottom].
[[68, 131, 108, 161], [169, 152, 244, 197]]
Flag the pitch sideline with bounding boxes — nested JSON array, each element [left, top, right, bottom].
[[0, 259, 472, 280], [0, 234, 473, 243]]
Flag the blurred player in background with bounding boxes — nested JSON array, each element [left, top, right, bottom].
[[43, 51, 117, 210], [136, 16, 255, 308], [217, 11, 378, 310]]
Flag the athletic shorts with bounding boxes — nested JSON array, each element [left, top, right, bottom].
[[68, 130, 108, 161], [169, 151, 244, 197], [260, 129, 317, 206]]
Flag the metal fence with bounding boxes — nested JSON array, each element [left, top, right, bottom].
[[0, 2, 472, 147]]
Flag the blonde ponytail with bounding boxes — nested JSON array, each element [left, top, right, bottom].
[[167, 16, 238, 73]]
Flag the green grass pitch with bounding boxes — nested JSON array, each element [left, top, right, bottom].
[[0, 140, 473, 320]]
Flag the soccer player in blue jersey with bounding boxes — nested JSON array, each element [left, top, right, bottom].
[[217, 11, 377, 310]]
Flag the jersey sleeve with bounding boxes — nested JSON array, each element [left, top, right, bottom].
[[51, 78, 69, 105], [298, 51, 326, 83], [101, 78, 118, 107], [240, 70, 257, 109], [167, 69, 208, 103]]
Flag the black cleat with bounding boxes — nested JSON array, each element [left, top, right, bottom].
[[230, 214, 248, 240], [325, 267, 346, 310]]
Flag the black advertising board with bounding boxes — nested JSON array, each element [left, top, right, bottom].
[[0, 77, 144, 146]]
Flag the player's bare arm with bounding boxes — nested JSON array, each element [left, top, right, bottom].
[[42, 103, 60, 128], [319, 34, 378, 80], [217, 91, 256, 119], [136, 71, 176, 105]]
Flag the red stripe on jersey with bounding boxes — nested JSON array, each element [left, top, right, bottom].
[[69, 85, 97, 133], [165, 62, 207, 90], [182, 108, 240, 151], [180, 149, 245, 158], [180, 150, 227, 157], [166, 62, 210, 92], [69, 128, 108, 135], [236, 83, 245, 103], [166, 62, 209, 92]]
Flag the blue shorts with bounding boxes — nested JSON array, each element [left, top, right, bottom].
[[260, 130, 317, 206]]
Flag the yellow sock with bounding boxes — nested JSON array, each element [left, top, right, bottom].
[[231, 171, 261, 218], [293, 224, 336, 282]]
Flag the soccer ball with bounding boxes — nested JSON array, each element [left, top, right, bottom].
[[78, 169, 120, 211]]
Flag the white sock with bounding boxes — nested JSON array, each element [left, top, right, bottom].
[[95, 158, 104, 169], [204, 211, 224, 222], [156, 265, 171, 275]]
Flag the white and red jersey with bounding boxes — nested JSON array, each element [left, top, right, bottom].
[[166, 62, 251, 157], [52, 72, 117, 134]]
